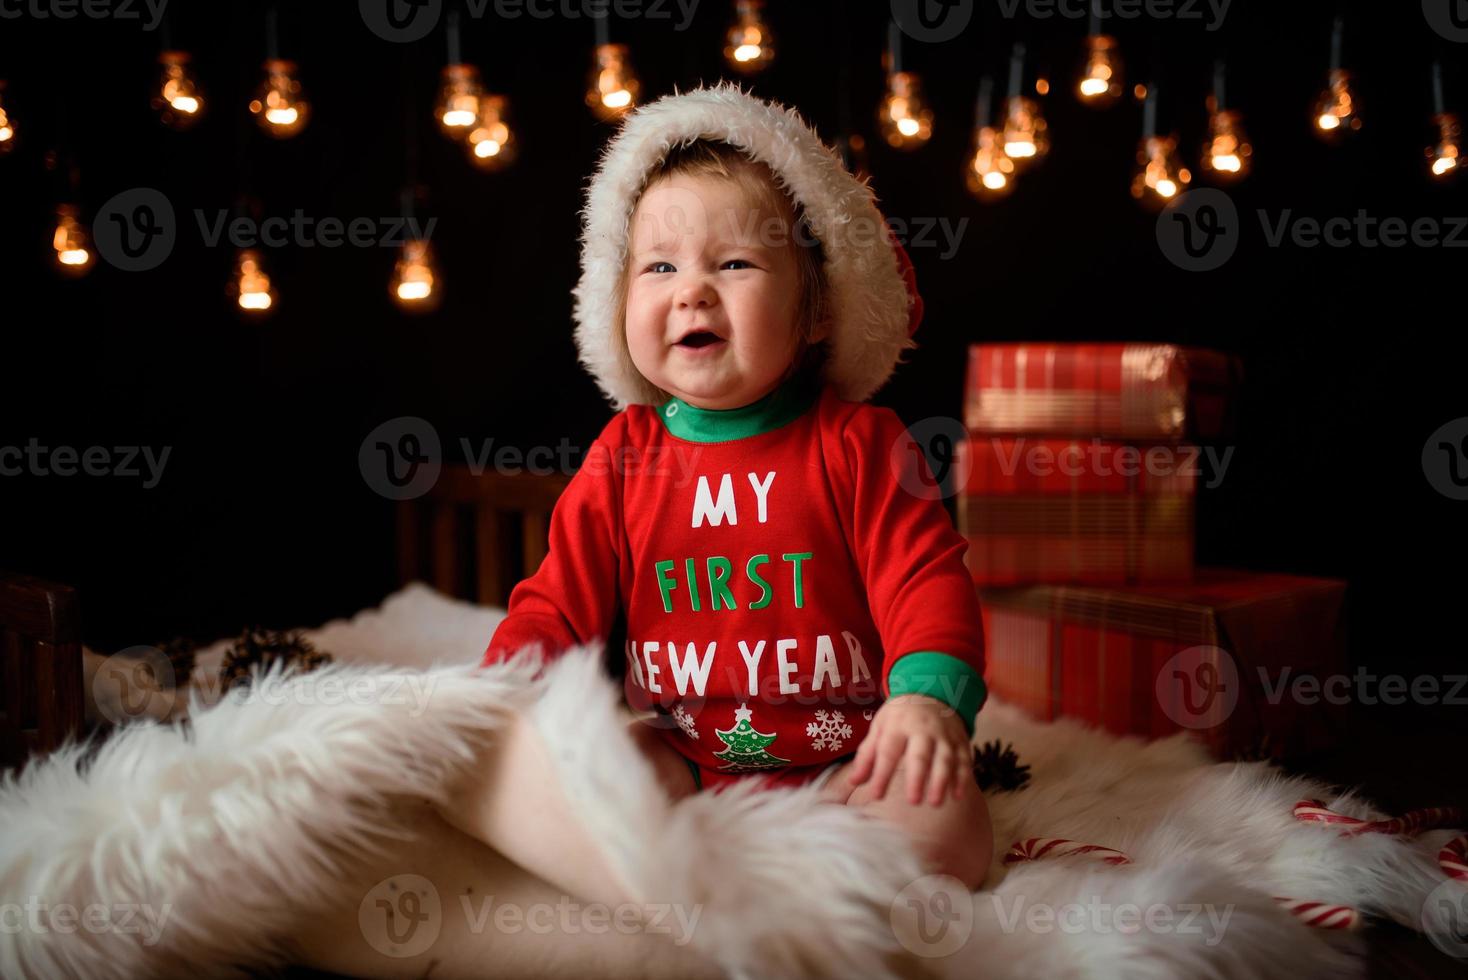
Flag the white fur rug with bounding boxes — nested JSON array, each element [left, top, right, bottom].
[[2, 584, 1460, 979]]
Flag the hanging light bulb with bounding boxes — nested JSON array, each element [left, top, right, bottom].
[[1002, 43, 1049, 166], [879, 71, 934, 149], [391, 238, 441, 310], [1132, 83, 1191, 204], [725, 0, 774, 73], [1430, 114, 1461, 177], [878, 20, 932, 149], [0, 81, 14, 154], [53, 204, 92, 274], [232, 248, 275, 312], [154, 50, 204, 129], [1202, 59, 1251, 179], [1313, 17, 1360, 136], [437, 64, 482, 138], [251, 59, 308, 137], [436, 12, 481, 140], [249, 10, 308, 138], [966, 76, 1015, 199], [468, 94, 515, 170], [1428, 60, 1461, 179], [587, 43, 639, 119], [1077, 36, 1123, 103], [1077, 5, 1123, 105], [587, 13, 639, 121]]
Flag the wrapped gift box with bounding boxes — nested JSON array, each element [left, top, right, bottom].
[[977, 568, 1349, 761], [965, 343, 1243, 442], [956, 435, 1195, 585]]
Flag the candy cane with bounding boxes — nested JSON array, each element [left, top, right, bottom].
[[1292, 799, 1462, 837], [1003, 837, 1131, 866], [1270, 897, 1362, 931], [1005, 834, 1364, 930], [1440, 836, 1468, 883]]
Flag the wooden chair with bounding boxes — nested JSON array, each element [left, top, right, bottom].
[[0, 570, 84, 771], [395, 466, 573, 606]]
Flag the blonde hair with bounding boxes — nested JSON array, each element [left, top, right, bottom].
[[613, 138, 831, 403]]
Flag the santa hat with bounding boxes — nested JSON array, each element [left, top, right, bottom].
[[572, 80, 925, 411]]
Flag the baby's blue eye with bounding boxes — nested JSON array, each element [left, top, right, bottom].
[[647, 261, 674, 274], [723, 259, 753, 270]]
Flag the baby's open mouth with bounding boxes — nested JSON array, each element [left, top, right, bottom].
[[676, 331, 725, 349]]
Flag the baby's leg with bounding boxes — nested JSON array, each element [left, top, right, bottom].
[[435, 705, 642, 911], [822, 759, 994, 890], [287, 795, 725, 979], [434, 706, 697, 915]]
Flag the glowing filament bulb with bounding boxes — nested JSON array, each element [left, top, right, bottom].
[[1204, 108, 1251, 178], [724, 0, 774, 73], [1429, 113, 1461, 178], [1314, 69, 1359, 134], [0, 105, 12, 151], [52, 205, 91, 272], [234, 249, 275, 312], [587, 43, 639, 120], [1078, 35, 1122, 103], [155, 51, 204, 128], [1132, 135, 1191, 202], [437, 64, 482, 136], [250, 59, 309, 137], [468, 95, 515, 170], [392, 239, 439, 308], [1001, 96, 1048, 163], [966, 126, 1015, 198], [879, 71, 933, 149]]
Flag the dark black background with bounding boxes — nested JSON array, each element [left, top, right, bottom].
[[2, 0, 1464, 711]]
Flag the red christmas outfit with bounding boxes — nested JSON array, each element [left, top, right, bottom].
[[483, 371, 988, 791]]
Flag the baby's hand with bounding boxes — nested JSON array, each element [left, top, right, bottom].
[[845, 694, 972, 807]]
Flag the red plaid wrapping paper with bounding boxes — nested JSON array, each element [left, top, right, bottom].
[[965, 343, 1242, 441], [956, 435, 1195, 585], [976, 568, 1349, 760]]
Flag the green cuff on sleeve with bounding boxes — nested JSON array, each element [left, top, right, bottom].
[[886, 652, 989, 738]]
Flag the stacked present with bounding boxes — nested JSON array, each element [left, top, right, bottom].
[[959, 343, 1348, 762]]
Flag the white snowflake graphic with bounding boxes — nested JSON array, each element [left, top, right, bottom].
[[806, 709, 854, 752], [672, 705, 699, 740]]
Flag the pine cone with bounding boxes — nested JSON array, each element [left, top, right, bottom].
[[973, 739, 1031, 793], [219, 627, 334, 695]]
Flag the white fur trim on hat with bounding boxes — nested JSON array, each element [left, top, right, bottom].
[[572, 80, 919, 410]]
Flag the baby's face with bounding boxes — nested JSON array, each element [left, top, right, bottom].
[[625, 173, 803, 410]]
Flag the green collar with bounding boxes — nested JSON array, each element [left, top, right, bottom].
[[657, 371, 821, 443]]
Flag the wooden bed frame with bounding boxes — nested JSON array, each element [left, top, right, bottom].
[[0, 465, 574, 772]]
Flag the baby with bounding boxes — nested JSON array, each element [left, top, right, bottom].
[[480, 84, 992, 890]]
